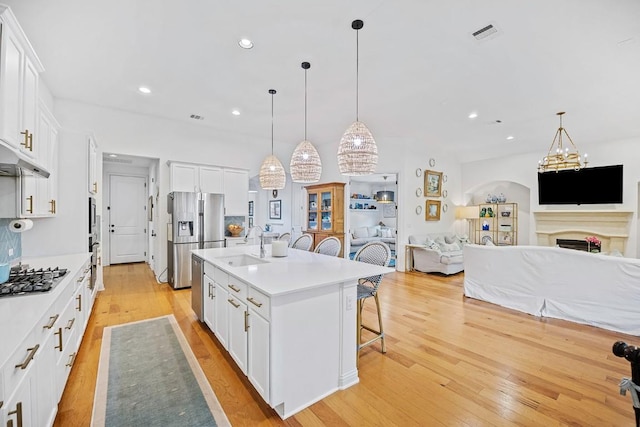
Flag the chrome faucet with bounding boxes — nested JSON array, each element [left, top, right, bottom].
[[245, 225, 265, 258]]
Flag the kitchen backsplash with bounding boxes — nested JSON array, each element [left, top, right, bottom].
[[0, 219, 21, 264]]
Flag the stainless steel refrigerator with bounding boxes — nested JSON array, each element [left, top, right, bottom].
[[167, 192, 225, 291]]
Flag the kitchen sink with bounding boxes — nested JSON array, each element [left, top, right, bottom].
[[218, 254, 269, 267]]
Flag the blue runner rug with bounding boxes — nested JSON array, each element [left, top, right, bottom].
[[92, 315, 230, 427]]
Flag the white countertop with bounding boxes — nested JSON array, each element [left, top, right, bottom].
[[0, 253, 91, 367], [192, 245, 394, 297]]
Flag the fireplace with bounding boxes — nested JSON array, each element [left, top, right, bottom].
[[534, 210, 632, 254], [556, 239, 592, 252]]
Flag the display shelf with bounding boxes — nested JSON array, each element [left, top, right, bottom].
[[305, 182, 345, 256], [475, 202, 518, 246]]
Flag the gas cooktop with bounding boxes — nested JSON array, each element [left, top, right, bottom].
[[0, 267, 68, 298]]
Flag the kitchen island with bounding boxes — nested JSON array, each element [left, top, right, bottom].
[[191, 245, 393, 419]]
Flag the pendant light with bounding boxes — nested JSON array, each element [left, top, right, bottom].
[[290, 61, 322, 183], [259, 89, 286, 190], [376, 176, 394, 203], [337, 19, 378, 176]]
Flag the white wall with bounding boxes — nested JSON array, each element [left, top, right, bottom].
[[50, 99, 465, 274], [461, 136, 640, 256]]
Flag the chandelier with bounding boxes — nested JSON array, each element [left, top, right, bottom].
[[290, 61, 322, 183], [337, 19, 378, 176], [259, 89, 286, 190], [538, 112, 588, 173]]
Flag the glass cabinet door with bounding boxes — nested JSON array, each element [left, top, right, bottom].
[[321, 191, 332, 230], [308, 193, 318, 231]]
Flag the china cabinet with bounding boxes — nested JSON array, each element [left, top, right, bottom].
[[476, 202, 518, 246], [305, 182, 345, 256]]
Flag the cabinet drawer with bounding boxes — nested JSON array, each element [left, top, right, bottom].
[[227, 276, 247, 300], [34, 303, 61, 345], [213, 267, 228, 286], [247, 287, 271, 321], [3, 328, 38, 399]]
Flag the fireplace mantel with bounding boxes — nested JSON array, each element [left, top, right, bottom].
[[534, 210, 633, 253]]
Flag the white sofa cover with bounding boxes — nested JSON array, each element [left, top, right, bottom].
[[350, 226, 396, 251], [408, 233, 466, 275], [464, 244, 640, 335]]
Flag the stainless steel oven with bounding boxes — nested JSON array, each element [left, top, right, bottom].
[[89, 197, 97, 235]]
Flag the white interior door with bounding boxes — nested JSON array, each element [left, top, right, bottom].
[[109, 175, 147, 264]]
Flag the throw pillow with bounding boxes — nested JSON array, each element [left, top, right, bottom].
[[435, 236, 446, 245], [456, 234, 471, 246], [424, 237, 435, 246], [354, 227, 369, 239], [427, 241, 441, 251], [438, 242, 461, 252], [367, 226, 379, 237], [444, 235, 456, 244]]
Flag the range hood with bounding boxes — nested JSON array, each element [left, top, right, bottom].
[[0, 142, 50, 178]]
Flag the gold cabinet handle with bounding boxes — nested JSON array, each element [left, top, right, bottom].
[[247, 297, 263, 307], [15, 344, 39, 370], [54, 327, 63, 351], [49, 199, 56, 214], [66, 352, 77, 368], [43, 314, 59, 329], [20, 129, 32, 150], [65, 317, 75, 330], [208, 282, 213, 298], [93, 182, 98, 193], [244, 310, 249, 332], [26, 195, 33, 214], [76, 294, 82, 311], [228, 284, 241, 293], [227, 298, 240, 308], [7, 401, 23, 427]]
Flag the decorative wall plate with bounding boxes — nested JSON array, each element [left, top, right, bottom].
[[442, 203, 448, 212], [415, 168, 422, 177], [482, 235, 493, 245], [443, 174, 448, 183], [442, 189, 448, 198], [429, 158, 436, 167], [416, 205, 423, 215], [416, 188, 422, 197]]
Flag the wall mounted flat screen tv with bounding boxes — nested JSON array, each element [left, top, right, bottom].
[[538, 165, 623, 205]]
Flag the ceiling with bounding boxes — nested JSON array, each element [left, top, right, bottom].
[[5, 0, 640, 164]]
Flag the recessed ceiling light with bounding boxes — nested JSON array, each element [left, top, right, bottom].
[[232, 109, 240, 116], [506, 136, 514, 140], [468, 112, 478, 119], [138, 86, 151, 94], [109, 154, 118, 158], [238, 38, 253, 49]]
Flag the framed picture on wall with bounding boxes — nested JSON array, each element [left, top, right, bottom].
[[424, 170, 443, 197], [269, 200, 282, 220], [383, 203, 396, 218], [248, 201, 254, 216], [425, 199, 441, 221]]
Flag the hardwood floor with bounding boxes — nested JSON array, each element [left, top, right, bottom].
[[54, 263, 637, 426]]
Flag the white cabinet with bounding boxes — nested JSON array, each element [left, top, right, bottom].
[[168, 162, 223, 193], [200, 165, 224, 193], [0, 6, 44, 155], [214, 283, 229, 349], [228, 296, 248, 374], [203, 273, 215, 330], [226, 237, 248, 247], [2, 368, 34, 427], [248, 307, 270, 402], [88, 136, 98, 194], [223, 169, 249, 216], [168, 162, 248, 216], [20, 103, 60, 217]]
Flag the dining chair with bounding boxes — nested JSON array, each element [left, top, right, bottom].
[[353, 241, 391, 357], [314, 236, 342, 257], [278, 232, 292, 246], [291, 233, 314, 251]]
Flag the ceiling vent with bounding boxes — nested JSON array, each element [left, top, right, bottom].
[[472, 23, 499, 41], [190, 114, 205, 121]]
